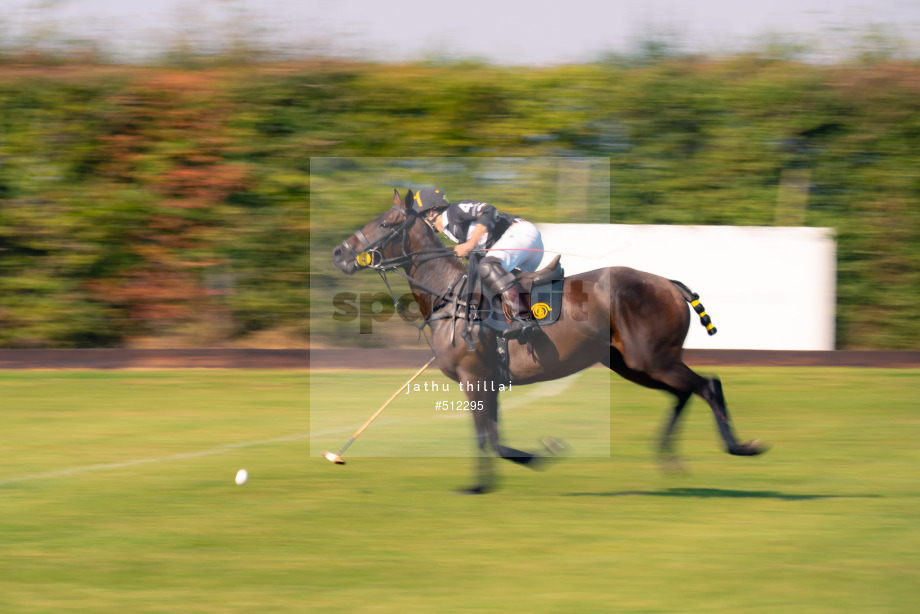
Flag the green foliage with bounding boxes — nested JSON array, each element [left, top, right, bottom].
[[1, 55, 919, 348]]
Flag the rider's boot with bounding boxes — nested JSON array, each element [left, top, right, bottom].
[[478, 256, 537, 340], [498, 282, 537, 340]]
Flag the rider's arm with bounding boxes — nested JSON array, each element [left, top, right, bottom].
[[454, 223, 488, 258], [450, 202, 499, 258]]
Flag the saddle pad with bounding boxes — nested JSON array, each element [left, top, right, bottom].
[[477, 277, 565, 333], [529, 278, 564, 326]]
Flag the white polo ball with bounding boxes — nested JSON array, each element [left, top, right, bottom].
[[235, 469, 248, 485]]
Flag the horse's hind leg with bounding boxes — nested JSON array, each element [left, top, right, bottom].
[[657, 364, 767, 456], [700, 377, 768, 456], [660, 390, 692, 459], [604, 350, 691, 458], [605, 350, 767, 457]]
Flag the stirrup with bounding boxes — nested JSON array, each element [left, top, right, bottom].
[[503, 318, 536, 340]]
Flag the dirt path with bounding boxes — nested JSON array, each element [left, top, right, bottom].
[[1, 349, 918, 369]]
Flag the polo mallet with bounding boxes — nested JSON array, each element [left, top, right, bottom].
[[322, 356, 436, 464]]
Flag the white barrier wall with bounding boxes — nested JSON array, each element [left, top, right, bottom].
[[535, 224, 837, 350]]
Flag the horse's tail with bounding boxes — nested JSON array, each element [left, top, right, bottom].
[[670, 280, 717, 336]]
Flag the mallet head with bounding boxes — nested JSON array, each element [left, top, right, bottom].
[[323, 450, 345, 465]]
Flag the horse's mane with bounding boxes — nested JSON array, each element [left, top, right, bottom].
[[403, 209, 467, 314], [407, 209, 465, 274]]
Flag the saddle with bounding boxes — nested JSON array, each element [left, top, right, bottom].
[[515, 254, 564, 294], [478, 254, 565, 333]]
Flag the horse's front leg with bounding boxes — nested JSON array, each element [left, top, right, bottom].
[[469, 386, 542, 465], [465, 386, 497, 494], [463, 380, 556, 494]]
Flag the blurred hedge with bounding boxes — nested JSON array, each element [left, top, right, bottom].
[[1, 55, 918, 348]]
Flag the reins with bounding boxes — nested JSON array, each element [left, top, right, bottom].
[[343, 207, 470, 351]]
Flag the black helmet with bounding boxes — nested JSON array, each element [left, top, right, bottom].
[[412, 188, 449, 214]]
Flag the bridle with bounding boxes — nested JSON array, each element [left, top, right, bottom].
[[337, 206, 451, 274], [338, 206, 463, 325], [336, 205, 494, 352]]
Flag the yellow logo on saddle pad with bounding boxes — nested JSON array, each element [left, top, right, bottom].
[[531, 302, 552, 319]]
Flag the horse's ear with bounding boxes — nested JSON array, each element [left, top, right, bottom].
[[393, 189, 401, 207], [404, 189, 414, 211]]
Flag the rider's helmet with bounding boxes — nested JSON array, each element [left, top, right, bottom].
[[412, 188, 450, 215]]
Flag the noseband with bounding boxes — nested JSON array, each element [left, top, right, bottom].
[[337, 206, 416, 270]]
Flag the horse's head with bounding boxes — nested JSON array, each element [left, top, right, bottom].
[[332, 189, 421, 275]]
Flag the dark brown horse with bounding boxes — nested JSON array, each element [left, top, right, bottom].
[[332, 190, 768, 492]]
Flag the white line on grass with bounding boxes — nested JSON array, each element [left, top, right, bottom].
[[0, 420, 408, 486], [2, 373, 589, 486], [503, 372, 583, 410]]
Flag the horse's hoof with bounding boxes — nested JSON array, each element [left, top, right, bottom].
[[730, 439, 771, 456], [541, 436, 571, 457]]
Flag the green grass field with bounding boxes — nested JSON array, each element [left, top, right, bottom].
[[2, 367, 918, 613]]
